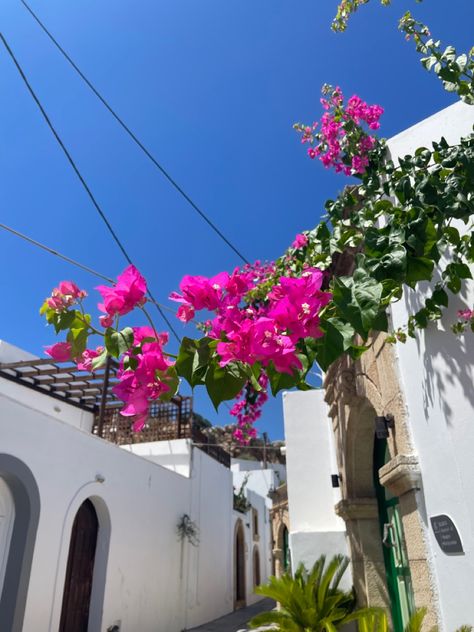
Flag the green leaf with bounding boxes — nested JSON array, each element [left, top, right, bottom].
[[432, 287, 448, 307], [332, 275, 384, 338], [267, 363, 301, 396], [66, 316, 91, 358], [53, 309, 77, 334], [104, 327, 134, 358], [158, 366, 180, 402], [176, 337, 212, 388], [205, 361, 246, 410], [313, 318, 355, 371], [406, 256, 434, 284], [91, 348, 108, 371]]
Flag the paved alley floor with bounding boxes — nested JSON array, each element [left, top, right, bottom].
[[188, 598, 276, 632]]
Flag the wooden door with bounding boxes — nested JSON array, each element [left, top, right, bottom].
[[234, 521, 246, 608], [59, 499, 98, 632]]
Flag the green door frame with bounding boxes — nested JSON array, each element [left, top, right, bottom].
[[374, 438, 415, 632]]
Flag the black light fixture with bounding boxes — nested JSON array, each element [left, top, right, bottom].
[[331, 474, 340, 488], [375, 414, 394, 439]]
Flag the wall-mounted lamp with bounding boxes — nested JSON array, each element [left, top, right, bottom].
[[331, 474, 340, 488], [375, 414, 394, 439], [95, 474, 106, 484]]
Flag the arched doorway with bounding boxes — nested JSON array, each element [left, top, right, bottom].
[[0, 454, 41, 632], [59, 499, 99, 632], [0, 478, 14, 597], [253, 546, 261, 589], [234, 520, 246, 609]]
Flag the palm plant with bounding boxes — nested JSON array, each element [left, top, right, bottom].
[[248, 554, 359, 631]]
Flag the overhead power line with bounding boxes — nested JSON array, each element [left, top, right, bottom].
[[0, 32, 180, 342], [0, 221, 177, 315], [20, 0, 250, 265]]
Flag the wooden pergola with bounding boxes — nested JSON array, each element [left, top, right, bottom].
[[0, 356, 230, 466]]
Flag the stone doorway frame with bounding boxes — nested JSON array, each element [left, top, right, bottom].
[[323, 335, 440, 629]]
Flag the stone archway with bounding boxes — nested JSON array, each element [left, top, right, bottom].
[[234, 520, 246, 609], [324, 336, 440, 629]]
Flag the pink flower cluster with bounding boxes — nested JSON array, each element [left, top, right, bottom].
[[172, 261, 331, 441], [44, 342, 104, 368], [231, 374, 269, 444], [43, 266, 175, 433], [113, 327, 174, 432], [292, 233, 308, 249], [96, 265, 147, 327], [458, 309, 474, 321], [295, 85, 383, 175], [173, 263, 331, 376], [46, 281, 87, 312]]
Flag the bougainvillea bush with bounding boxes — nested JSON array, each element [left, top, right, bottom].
[[41, 11, 474, 443]]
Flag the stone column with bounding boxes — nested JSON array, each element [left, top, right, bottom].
[[336, 498, 391, 610]]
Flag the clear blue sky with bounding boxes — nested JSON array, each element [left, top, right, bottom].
[[1, 0, 473, 439]]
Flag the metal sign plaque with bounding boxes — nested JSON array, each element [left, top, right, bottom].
[[430, 515, 464, 554]]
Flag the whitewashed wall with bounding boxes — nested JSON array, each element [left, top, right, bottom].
[[231, 462, 275, 605], [232, 459, 286, 508], [388, 102, 474, 631], [0, 343, 234, 632], [283, 390, 350, 586]]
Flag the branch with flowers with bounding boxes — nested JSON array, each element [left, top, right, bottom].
[[41, 79, 474, 443]]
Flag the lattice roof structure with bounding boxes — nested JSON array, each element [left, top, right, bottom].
[[0, 356, 230, 466]]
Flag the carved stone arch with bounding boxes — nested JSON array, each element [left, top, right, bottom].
[[325, 334, 440, 629]]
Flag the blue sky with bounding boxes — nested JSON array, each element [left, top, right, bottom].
[[1, 0, 473, 439]]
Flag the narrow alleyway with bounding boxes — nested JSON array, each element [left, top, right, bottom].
[[188, 598, 276, 632]]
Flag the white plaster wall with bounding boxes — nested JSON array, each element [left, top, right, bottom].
[[232, 465, 285, 509], [387, 101, 474, 630], [232, 495, 271, 609], [0, 376, 234, 632], [283, 390, 350, 587], [121, 439, 192, 477]]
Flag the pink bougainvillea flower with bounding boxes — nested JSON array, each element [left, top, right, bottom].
[[458, 308, 474, 321], [45, 342, 72, 362], [46, 281, 87, 312], [76, 347, 104, 372], [99, 314, 114, 328], [177, 304, 195, 323], [171, 272, 229, 311], [96, 265, 147, 317], [57, 281, 86, 299], [292, 233, 309, 249]]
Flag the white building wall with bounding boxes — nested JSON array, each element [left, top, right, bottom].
[[283, 390, 349, 585], [387, 101, 474, 630], [232, 459, 286, 508], [231, 464, 275, 605], [0, 342, 234, 632]]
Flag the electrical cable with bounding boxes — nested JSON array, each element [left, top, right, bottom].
[[19, 0, 250, 265], [0, 221, 178, 315], [0, 32, 180, 341]]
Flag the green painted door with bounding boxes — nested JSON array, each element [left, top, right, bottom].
[[282, 526, 290, 572], [374, 439, 415, 632]]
